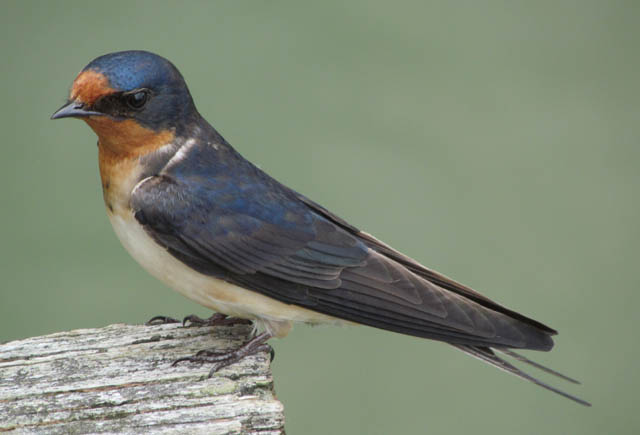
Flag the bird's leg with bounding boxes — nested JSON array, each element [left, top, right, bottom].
[[145, 313, 251, 327], [172, 331, 274, 377]]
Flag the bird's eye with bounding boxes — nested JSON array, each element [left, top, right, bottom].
[[126, 91, 148, 109]]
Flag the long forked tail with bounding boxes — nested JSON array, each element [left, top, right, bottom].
[[453, 345, 591, 407]]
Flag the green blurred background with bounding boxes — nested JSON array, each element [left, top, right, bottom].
[[1, 1, 638, 433]]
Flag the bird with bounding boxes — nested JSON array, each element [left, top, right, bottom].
[[51, 50, 589, 406]]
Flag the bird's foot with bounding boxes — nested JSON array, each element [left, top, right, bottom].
[[172, 331, 274, 377], [145, 313, 252, 327], [182, 313, 252, 328], [145, 315, 180, 325]]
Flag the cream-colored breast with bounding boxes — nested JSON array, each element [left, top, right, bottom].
[[107, 208, 345, 338]]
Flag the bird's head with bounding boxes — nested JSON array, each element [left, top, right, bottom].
[[51, 50, 198, 154]]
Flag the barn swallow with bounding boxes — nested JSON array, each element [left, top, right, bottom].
[[52, 50, 589, 406]]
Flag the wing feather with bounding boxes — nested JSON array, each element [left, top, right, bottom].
[[127, 140, 587, 404], [131, 172, 552, 350]]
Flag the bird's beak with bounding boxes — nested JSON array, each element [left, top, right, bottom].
[[50, 100, 103, 120]]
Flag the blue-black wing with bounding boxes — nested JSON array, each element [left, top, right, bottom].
[[130, 140, 591, 405], [130, 142, 554, 351]]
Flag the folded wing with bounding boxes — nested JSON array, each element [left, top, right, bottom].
[[129, 149, 588, 405], [131, 170, 552, 350]]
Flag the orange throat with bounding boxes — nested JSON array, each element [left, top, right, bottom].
[[87, 117, 174, 214]]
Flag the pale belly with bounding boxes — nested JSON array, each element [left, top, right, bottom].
[[107, 209, 344, 337]]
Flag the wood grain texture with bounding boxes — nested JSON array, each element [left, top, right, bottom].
[[0, 323, 284, 434]]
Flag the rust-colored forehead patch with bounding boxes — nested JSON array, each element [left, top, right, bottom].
[[70, 70, 115, 105]]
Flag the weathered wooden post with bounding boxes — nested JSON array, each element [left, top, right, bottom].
[[0, 323, 285, 434]]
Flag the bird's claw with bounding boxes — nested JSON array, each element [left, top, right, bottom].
[[171, 332, 273, 376], [145, 315, 180, 325], [182, 313, 252, 327], [146, 313, 252, 328]]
